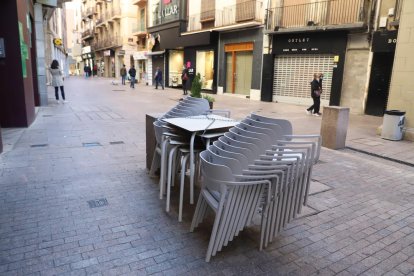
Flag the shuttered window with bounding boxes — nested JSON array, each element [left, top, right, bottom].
[[201, 0, 215, 22], [272, 54, 334, 102]]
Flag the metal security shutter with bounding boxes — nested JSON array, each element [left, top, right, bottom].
[[272, 55, 334, 104]]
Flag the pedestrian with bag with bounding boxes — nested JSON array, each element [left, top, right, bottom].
[[120, 64, 127, 85], [306, 73, 322, 116], [93, 64, 98, 77], [128, 65, 136, 88], [181, 65, 189, 95], [49, 59, 66, 104], [154, 67, 164, 90]]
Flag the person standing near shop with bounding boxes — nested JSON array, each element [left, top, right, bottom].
[[306, 73, 322, 116], [128, 65, 136, 89], [93, 64, 98, 77], [120, 64, 127, 85], [154, 67, 164, 90], [49, 59, 66, 103], [181, 65, 189, 95]]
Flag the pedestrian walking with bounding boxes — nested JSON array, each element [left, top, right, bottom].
[[93, 64, 98, 77], [84, 65, 88, 78], [181, 66, 189, 95], [306, 73, 322, 116], [120, 64, 127, 85], [49, 59, 66, 104], [128, 65, 136, 88], [154, 67, 164, 90]]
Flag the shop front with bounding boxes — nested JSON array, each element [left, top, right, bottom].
[[365, 30, 398, 116], [103, 49, 115, 78], [133, 51, 148, 84], [218, 28, 263, 100], [81, 46, 94, 68], [265, 31, 347, 106]]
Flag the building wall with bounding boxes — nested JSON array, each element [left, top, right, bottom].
[[0, 0, 36, 127], [387, 0, 414, 140], [340, 33, 370, 114]]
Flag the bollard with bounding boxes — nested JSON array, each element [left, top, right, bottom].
[[320, 106, 350, 150]]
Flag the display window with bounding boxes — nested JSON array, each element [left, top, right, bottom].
[[196, 50, 214, 90], [168, 50, 184, 87]]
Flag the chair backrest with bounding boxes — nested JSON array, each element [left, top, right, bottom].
[[199, 150, 234, 193], [208, 144, 249, 173], [153, 120, 166, 144], [229, 127, 270, 153], [242, 118, 283, 140], [250, 113, 293, 136], [214, 139, 256, 164]]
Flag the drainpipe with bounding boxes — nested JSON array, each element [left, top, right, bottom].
[[363, 0, 381, 113]]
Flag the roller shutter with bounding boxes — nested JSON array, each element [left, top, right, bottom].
[[272, 55, 334, 104]]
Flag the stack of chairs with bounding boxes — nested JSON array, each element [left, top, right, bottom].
[[190, 113, 321, 262], [150, 96, 230, 222]]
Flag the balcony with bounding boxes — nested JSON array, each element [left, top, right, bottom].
[[82, 28, 94, 40], [265, 0, 367, 32], [187, 0, 263, 32], [132, 0, 147, 7], [132, 24, 146, 36], [112, 6, 122, 19], [95, 36, 123, 50]]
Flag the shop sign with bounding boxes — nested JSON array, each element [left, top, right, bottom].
[[53, 38, 63, 47], [117, 50, 125, 56], [273, 32, 347, 55], [133, 51, 147, 60], [372, 30, 397, 52], [81, 46, 91, 54], [103, 50, 111, 56]]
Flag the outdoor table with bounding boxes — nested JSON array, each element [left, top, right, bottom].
[[162, 114, 238, 203]]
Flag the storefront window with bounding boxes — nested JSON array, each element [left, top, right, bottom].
[[168, 50, 184, 87], [196, 50, 214, 90]]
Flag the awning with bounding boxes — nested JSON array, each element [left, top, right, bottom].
[[145, 50, 165, 56], [133, 51, 148, 60]]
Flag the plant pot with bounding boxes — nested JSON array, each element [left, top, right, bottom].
[[209, 102, 213, 109]]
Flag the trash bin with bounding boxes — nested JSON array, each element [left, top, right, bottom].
[[381, 110, 405, 141]]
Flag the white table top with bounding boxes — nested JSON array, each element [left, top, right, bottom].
[[163, 115, 238, 132]]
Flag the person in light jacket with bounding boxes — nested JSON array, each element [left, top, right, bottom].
[[49, 60, 66, 103]]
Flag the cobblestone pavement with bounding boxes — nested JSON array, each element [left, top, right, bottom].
[[1, 77, 414, 275]]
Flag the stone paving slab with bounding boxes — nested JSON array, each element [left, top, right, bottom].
[[1, 78, 414, 275]]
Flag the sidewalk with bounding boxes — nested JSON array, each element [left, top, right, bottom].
[[0, 77, 414, 275]]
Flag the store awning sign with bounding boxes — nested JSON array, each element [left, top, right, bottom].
[[103, 50, 111, 56], [133, 51, 147, 60]]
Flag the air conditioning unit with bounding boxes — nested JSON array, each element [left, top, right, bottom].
[[388, 8, 395, 17]]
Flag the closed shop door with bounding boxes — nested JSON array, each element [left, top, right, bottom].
[[235, 52, 253, 95], [273, 54, 334, 105]]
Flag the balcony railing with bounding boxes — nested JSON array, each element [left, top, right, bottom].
[[82, 28, 94, 39], [132, 24, 146, 33], [266, 0, 367, 31], [95, 36, 123, 49], [188, 0, 263, 32]]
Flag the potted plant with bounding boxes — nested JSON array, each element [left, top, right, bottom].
[[202, 94, 215, 109], [190, 73, 202, 98]]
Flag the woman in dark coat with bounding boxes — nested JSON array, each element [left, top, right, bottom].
[[306, 73, 322, 116]]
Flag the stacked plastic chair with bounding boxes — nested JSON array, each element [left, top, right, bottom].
[[190, 113, 321, 262], [150, 96, 231, 222]]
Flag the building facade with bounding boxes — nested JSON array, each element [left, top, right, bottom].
[[387, 0, 414, 140], [82, 0, 137, 78]]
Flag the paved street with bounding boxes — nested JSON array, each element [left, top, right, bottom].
[[1, 77, 414, 275]]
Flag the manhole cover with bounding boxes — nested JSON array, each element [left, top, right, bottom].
[[30, 144, 48, 148], [87, 198, 108, 208], [112, 90, 125, 92], [42, 115, 53, 117], [82, 142, 101, 147], [109, 141, 124, 145]]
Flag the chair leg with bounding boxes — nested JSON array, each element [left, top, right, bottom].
[[166, 146, 178, 212], [159, 140, 169, 199], [149, 148, 160, 177], [179, 154, 189, 222], [190, 194, 204, 232]]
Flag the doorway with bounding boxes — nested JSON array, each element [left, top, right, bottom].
[[365, 53, 394, 116], [225, 42, 253, 95]]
